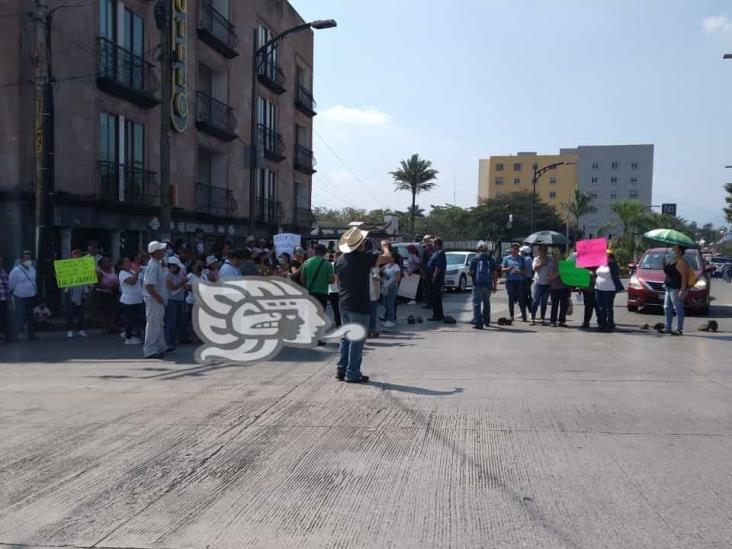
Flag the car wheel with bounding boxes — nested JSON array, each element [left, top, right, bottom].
[[627, 305, 638, 312], [458, 275, 467, 293]]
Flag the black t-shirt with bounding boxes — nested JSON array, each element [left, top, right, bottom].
[[335, 251, 378, 314]]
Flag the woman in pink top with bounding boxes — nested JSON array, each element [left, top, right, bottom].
[[95, 256, 120, 334]]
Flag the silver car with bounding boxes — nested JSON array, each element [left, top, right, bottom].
[[444, 251, 477, 292]]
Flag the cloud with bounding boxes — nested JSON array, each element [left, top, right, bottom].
[[702, 15, 732, 33], [320, 105, 391, 127]]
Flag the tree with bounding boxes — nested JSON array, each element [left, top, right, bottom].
[[568, 189, 597, 237], [390, 154, 438, 240], [422, 204, 474, 241], [474, 191, 565, 245], [612, 199, 648, 255], [725, 182, 732, 225], [312, 207, 369, 225], [405, 204, 426, 218]]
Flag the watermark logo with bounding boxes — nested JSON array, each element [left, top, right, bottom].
[[192, 277, 366, 363]]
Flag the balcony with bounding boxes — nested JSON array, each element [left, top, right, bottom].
[[98, 161, 159, 208], [195, 91, 237, 141], [96, 37, 160, 108], [294, 145, 317, 175], [295, 206, 313, 228], [295, 86, 317, 117], [256, 53, 286, 94], [257, 124, 286, 162], [197, 0, 238, 58], [257, 198, 281, 224], [195, 182, 238, 217]]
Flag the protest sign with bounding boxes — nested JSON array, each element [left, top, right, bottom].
[[558, 260, 590, 288], [274, 233, 301, 258], [576, 237, 608, 268], [398, 273, 420, 300], [53, 256, 97, 288]]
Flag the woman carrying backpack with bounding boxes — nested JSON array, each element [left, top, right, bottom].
[[468, 241, 498, 329]]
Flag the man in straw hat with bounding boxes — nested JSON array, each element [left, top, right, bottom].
[[334, 227, 393, 383]]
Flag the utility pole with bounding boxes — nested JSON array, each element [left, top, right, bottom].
[[155, 0, 172, 241], [33, 0, 49, 295]]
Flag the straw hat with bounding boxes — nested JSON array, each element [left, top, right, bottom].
[[339, 226, 369, 253], [422, 234, 433, 244]]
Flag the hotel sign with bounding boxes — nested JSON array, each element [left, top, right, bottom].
[[171, 0, 188, 132]]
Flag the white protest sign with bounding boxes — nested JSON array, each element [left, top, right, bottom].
[[274, 233, 301, 258]]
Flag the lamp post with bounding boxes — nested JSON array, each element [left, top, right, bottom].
[[248, 19, 336, 236], [530, 161, 575, 233]]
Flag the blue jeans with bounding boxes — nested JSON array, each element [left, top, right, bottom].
[[472, 285, 492, 327], [664, 288, 685, 332], [165, 299, 186, 347], [505, 280, 527, 320], [531, 283, 551, 320], [338, 310, 369, 381], [383, 285, 397, 323], [368, 300, 378, 332], [594, 290, 616, 330]]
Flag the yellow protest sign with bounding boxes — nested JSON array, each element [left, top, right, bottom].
[[54, 256, 97, 288]]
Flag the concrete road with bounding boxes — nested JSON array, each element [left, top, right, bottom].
[[1, 280, 731, 548]]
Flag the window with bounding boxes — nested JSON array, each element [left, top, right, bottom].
[[611, 205, 617, 213], [257, 168, 277, 203], [99, 112, 143, 166], [296, 66, 312, 91], [630, 177, 638, 184], [122, 7, 144, 56], [631, 161, 639, 170], [629, 190, 638, 199], [99, 112, 118, 164], [589, 192, 598, 199], [257, 97, 277, 130], [549, 191, 557, 199], [513, 177, 521, 185], [495, 177, 503, 186], [296, 124, 310, 148], [610, 176, 618, 184], [549, 176, 557, 185], [513, 162, 522, 171], [99, 0, 115, 40], [610, 191, 617, 200], [611, 161, 619, 169], [592, 162, 599, 170], [591, 176, 598, 184], [257, 24, 277, 62], [296, 181, 309, 209], [124, 118, 144, 168], [495, 163, 504, 171]]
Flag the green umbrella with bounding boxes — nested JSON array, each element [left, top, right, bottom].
[[642, 228, 697, 248]]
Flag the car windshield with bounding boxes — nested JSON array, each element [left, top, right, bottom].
[[639, 251, 701, 271], [446, 254, 466, 265]]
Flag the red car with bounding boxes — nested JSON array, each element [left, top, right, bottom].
[[627, 248, 710, 314]]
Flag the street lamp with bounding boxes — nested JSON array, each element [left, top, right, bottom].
[[248, 19, 337, 235], [531, 161, 575, 233]]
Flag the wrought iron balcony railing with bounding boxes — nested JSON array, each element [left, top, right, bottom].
[[257, 198, 281, 224], [96, 37, 160, 108], [195, 91, 237, 141], [98, 161, 159, 207], [295, 85, 317, 117], [294, 144, 316, 175], [257, 124, 286, 162], [195, 182, 238, 217], [197, 0, 239, 58], [256, 53, 286, 94]]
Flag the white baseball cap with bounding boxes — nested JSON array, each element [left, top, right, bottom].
[[148, 240, 166, 253], [520, 245, 531, 254], [166, 256, 184, 269]]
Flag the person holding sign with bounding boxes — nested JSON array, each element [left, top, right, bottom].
[[501, 244, 528, 322], [65, 249, 90, 339]]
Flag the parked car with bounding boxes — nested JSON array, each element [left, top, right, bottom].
[[444, 251, 477, 292], [391, 242, 422, 260], [709, 256, 732, 278], [627, 247, 711, 315]]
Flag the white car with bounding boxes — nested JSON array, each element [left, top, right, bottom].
[[444, 251, 477, 292]]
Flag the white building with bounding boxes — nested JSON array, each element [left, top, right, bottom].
[[565, 145, 654, 238]]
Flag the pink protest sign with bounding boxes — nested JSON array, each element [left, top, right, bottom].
[[576, 237, 608, 268]]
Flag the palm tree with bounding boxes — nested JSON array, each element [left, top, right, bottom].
[[568, 189, 597, 238], [613, 199, 647, 254], [405, 204, 426, 218], [390, 154, 438, 240]]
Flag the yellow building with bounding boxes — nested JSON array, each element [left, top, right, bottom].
[[478, 150, 577, 220]]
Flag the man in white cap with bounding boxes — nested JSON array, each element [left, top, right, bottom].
[[334, 227, 392, 383], [142, 241, 169, 359]]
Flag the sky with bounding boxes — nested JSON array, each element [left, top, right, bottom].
[[290, 0, 732, 227]]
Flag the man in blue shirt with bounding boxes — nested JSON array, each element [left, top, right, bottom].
[[501, 243, 528, 321], [468, 242, 498, 329], [426, 237, 447, 321]]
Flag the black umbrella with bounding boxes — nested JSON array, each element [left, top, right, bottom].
[[523, 230, 569, 246]]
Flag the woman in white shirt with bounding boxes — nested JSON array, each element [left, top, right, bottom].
[[381, 251, 402, 328], [118, 257, 144, 344], [594, 252, 624, 332]]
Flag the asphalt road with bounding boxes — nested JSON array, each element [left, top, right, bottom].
[[1, 280, 731, 548]]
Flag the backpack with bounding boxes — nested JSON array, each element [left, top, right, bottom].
[[475, 257, 493, 286]]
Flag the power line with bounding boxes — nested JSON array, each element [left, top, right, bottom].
[[313, 128, 386, 208]]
